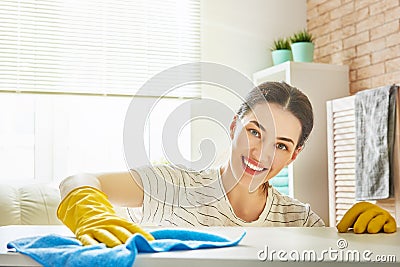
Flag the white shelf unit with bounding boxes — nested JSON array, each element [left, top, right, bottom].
[[327, 94, 400, 227], [253, 61, 349, 226]]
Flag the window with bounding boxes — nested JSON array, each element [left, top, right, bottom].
[[0, 0, 200, 182], [0, 0, 200, 96], [0, 92, 191, 183], [0, 94, 35, 182]]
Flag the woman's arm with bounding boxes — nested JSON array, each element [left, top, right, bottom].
[[59, 171, 144, 207]]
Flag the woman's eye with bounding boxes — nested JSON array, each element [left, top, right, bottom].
[[276, 143, 288, 151], [249, 129, 260, 137]]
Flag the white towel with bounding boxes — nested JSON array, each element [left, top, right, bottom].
[[355, 85, 397, 200]]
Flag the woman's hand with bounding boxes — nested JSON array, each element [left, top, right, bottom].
[[57, 186, 154, 247], [337, 202, 397, 234]]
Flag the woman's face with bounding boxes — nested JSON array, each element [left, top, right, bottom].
[[229, 102, 302, 191]]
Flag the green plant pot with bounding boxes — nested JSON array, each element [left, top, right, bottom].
[[271, 49, 292, 65], [291, 42, 314, 62]]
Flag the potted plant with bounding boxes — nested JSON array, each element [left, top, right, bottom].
[[290, 29, 314, 62], [270, 38, 292, 66]]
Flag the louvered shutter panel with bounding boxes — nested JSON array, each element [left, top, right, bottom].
[[327, 96, 356, 226], [327, 95, 398, 227]]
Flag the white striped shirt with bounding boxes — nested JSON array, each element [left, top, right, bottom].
[[130, 165, 324, 227]]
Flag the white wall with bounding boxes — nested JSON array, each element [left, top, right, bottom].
[[201, 0, 307, 78], [192, 0, 307, 167]]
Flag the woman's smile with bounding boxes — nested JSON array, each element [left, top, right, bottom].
[[241, 156, 269, 176]]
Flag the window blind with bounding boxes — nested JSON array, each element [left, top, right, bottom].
[[0, 0, 201, 97]]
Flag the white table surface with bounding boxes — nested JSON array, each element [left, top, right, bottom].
[[0, 225, 399, 266]]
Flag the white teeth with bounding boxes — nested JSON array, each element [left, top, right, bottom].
[[243, 158, 264, 172]]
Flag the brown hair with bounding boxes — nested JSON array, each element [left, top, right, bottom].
[[237, 81, 314, 149]]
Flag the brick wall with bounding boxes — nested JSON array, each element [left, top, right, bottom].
[[307, 0, 400, 94]]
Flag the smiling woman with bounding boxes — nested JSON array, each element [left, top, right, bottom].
[[219, 81, 315, 222], [56, 81, 396, 248], [57, 81, 325, 247], [228, 102, 304, 192]]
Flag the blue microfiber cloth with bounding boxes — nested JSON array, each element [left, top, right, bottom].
[[7, 229, 246, 267]]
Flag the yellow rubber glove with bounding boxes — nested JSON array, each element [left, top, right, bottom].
[[57, 186, 154, 247], [337, 202, 397, 234]]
